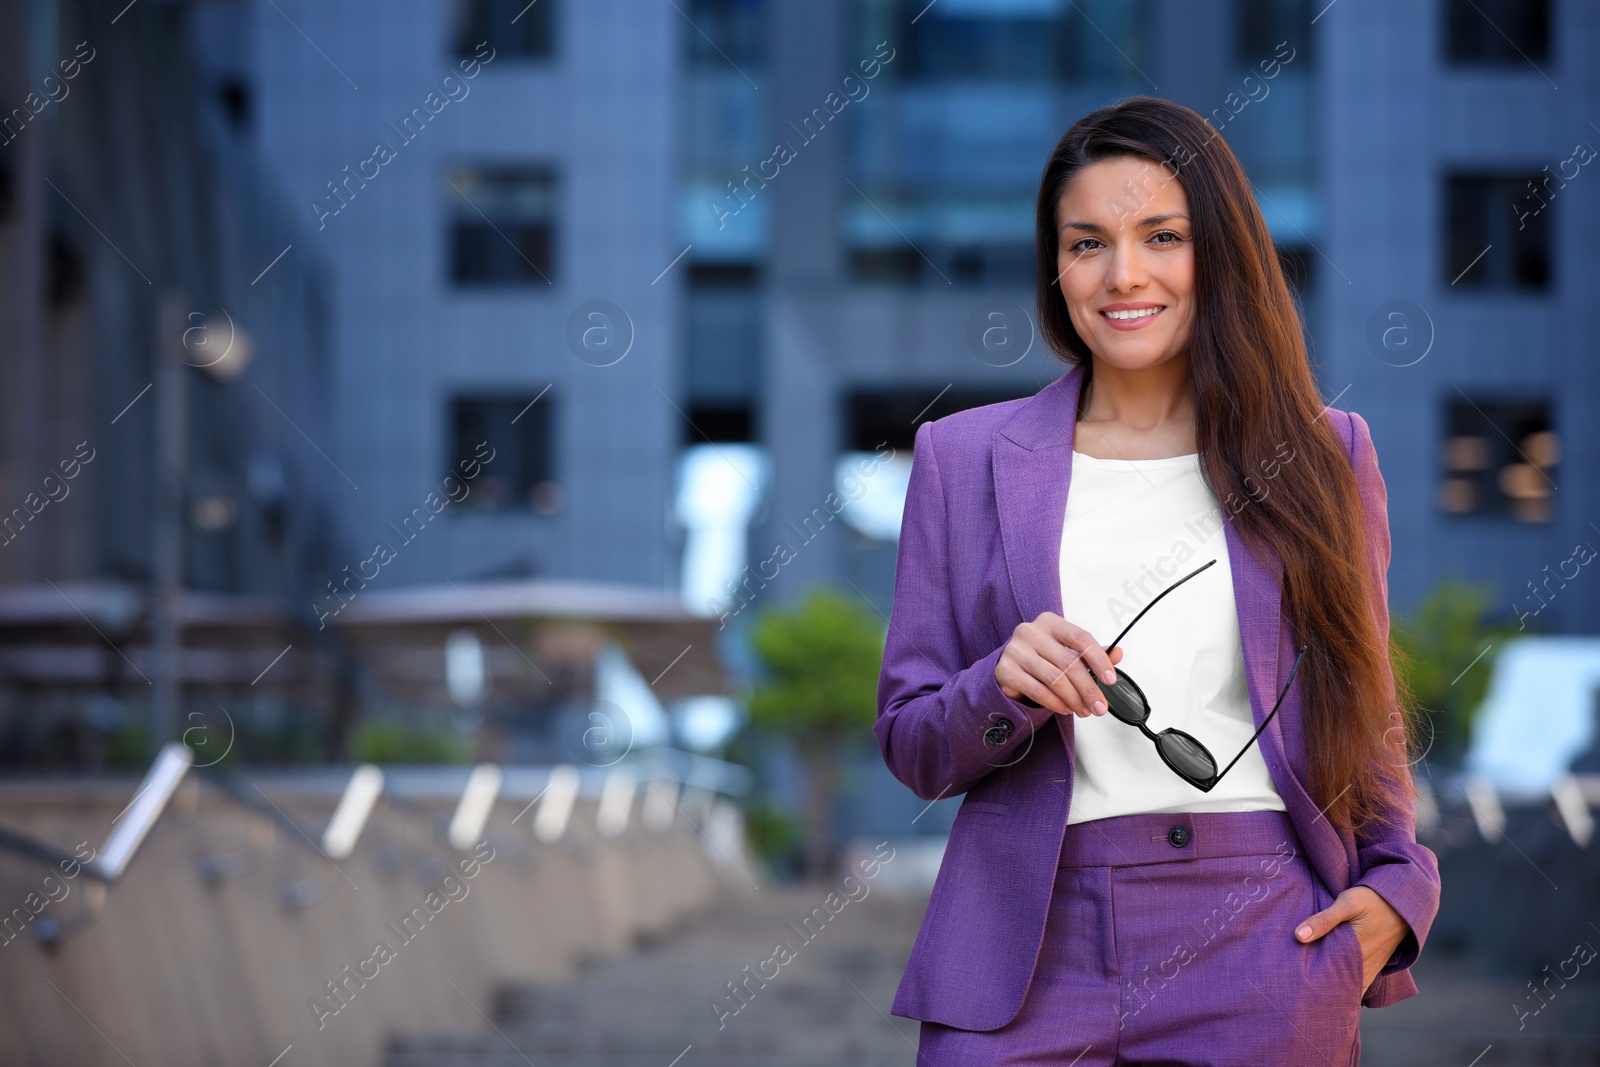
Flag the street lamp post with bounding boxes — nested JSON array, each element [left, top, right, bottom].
[[148, 292, 189, 759]]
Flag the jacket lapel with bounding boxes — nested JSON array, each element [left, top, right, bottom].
[[992, 368, 1082, 627]]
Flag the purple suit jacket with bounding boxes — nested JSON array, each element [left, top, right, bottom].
[[873, 364, 1441, 1031]]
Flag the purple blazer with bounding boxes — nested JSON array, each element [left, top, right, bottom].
[[873, 364, 1441, 1031]]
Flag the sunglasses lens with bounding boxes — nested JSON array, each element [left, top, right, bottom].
[[1157, 731, 1217, 782], [1095, 672, 1148, 724]]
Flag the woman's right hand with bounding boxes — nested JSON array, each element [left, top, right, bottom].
[[995, 613, 1124, 718]]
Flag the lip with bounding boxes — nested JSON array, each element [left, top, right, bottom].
[[1099, 303, 1166, 331]]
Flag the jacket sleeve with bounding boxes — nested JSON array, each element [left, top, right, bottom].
[[1344, 410, 1442, 980], [873, 420, 1053, 803]]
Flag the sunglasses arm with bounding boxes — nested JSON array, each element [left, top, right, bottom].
[[1209, 644, 1309, 787], [1105, 558, 1218, 653]]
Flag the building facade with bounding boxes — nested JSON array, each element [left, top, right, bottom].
[[218, 0, 1598, 830], [0, 0, 356, 764], [1319, 0, 1592, 635], [237, 0, 682, 595]]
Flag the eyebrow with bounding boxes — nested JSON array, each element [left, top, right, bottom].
[[1059, 212, 1190, 234]]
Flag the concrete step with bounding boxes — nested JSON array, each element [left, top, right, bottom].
[[388, 885, 1600, 1067], [387, 884, 925, 1067], [1357, 949, 1600, 1067]]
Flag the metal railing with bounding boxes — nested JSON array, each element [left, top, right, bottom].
[[0, 744, 751, 944]]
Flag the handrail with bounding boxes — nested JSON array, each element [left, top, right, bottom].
[[0, 748, 751, 878], [0, 741, 193, 882], [196, 766, 333, 856], [0, 823, 107, 882], [94, 743, 192, 880]]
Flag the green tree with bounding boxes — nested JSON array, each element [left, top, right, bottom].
[[347, 721, 474, 764], [1391, 575, 1521, 768], [746, 587, 885, 879]]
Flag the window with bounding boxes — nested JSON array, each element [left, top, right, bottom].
[[216, 78, 252, 133], [446, 166, 557, 286], [853, 0, 1150, 84], [1443, 173, 1551, 290], [1236, 0, 1313, 66], [46, 230, 86, 308], [449, 394, 559, 513], [1439, 397, 1556, 522], [842, 2, 1152, 291], [850, 246, 922, 283], [845, 387, 1030, 453], [685, 0, 764, 68], [849, 242, 1034, 287], [685, 403, 754, 443], [685, 263, 760, 443], [450, 0, 556, 60], [1442, 0, 1549, 65]]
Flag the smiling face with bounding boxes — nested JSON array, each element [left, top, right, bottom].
[[1054, 154, 1196, 374]]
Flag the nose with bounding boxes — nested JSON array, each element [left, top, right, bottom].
[[1104, 243, 1148, 294]]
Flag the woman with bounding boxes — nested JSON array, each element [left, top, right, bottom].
[[873, 96, 1441, 1066]]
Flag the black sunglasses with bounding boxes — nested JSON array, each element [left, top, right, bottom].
[[1023, 558, 1308, 792]]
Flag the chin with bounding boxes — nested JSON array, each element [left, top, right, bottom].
[[1093, 346, 1180, 373]]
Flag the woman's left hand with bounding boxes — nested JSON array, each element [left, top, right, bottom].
[[1295, 885, 1410, 994]]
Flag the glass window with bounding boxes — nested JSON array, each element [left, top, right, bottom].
[[844, 386, 1031, 452], [1443, 173, 1551, 290], [450, 0, 557, 60], [1439, 397, 1555, 522], [684, 404, 755, 443], [446, 166, 557, 286], [1236, 0, 1314, 67], [848, 242, 1034, 287], [685, 263, 761, 443], [842, 0, 1153, 286], [853, 0, 1148, 85], [1442, 0, 1550, 65], [679, 0, 770, 257], [684, 0, 764, 68], [449, 394, 559, 513]]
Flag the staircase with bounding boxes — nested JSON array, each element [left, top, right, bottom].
[[1356, 950, 1600, 1067], [386, 885, 1600, 1067], [385, 884, 926, 1067]]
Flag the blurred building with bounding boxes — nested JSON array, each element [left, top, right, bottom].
[[173, 0, 1600, 825], [728, 0, 1320, 616], [683, 0, 1327, 837], [1320, 0, 1592, 634], [681, 0, 1600, 642], [203, 0, 681, 589], [0, 0, 357, 763], [210, 0, 1600, 631]]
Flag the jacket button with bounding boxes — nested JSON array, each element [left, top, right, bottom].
[[983, 718, 1015, 746], [1167, 826, 1190, 848]]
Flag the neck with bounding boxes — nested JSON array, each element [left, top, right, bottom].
[[1081, 352, 1193, 429]]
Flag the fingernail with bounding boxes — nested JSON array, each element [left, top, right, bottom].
[[1093, 701, 1106, 714], [1296, 924, 1313, 940], [1103, 669, 1116, 683]]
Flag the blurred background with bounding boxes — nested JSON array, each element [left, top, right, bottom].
[[0, 0, 1597, 1063]]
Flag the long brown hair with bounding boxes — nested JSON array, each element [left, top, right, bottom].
[[1033, 95, 1420, 836]]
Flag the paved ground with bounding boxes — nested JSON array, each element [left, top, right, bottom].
[[387, 885, 1600, 1067], [1357, 950, 1600, 1066]]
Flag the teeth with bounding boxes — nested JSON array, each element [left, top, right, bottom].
[[1104, 307, 1162, 320]]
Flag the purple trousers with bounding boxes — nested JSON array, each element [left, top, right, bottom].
[[917, 810, 1365, 1066]]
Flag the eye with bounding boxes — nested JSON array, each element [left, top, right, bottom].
[[1150, 230, 1187, 246], [1065, 237, 1103, 254]]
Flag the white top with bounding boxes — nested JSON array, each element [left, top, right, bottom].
[[1059, 448, 1286, 825]]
